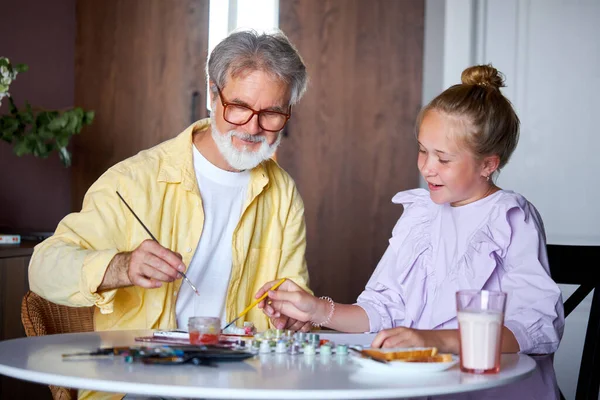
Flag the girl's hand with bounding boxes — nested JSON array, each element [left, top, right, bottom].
[[373, 327, 461, 354], [255, 279, 303, 316], [268, 315, 312, 332], [255, 279, 323, 324], [371, 327, 432, 349]]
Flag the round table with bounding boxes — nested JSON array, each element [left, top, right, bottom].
[[0, 330, 537, 399]]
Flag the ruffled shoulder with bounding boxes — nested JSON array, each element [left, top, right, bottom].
[[449, 191, 539, 292], [428, 191, 541, 328], [391, 188, 432, 207], [378, 189, 435, 326], [390, 188, 435, 236], [387, 189, 434, 277], [469, 190, 539, 259]]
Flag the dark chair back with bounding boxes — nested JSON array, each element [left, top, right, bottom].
[[547, 244, 600, 400]]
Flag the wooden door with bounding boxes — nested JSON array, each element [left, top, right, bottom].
[[279, 0, 424, 303], [73, 0, 210, 209]]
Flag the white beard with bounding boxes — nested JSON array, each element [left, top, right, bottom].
[[210, 113, 282, 171]]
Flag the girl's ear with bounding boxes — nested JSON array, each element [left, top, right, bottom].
[[482, 155, 500, 178]]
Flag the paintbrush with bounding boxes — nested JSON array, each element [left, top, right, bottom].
[[116, 191, 200, 296], [222, 277, 287, 331], [62, 347, 130, 358]]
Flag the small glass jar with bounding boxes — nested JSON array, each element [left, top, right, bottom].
[[188, 316, 220, 345], [243, 321, 256, 336]]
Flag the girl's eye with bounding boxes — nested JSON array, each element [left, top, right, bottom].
[[439, 159, 449, 164], [418, 148, 426, 154]]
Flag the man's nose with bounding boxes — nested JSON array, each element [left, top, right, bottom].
[[243, 114, 261, 134]]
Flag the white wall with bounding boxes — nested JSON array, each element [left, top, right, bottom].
[[423, 1, 600, 399]]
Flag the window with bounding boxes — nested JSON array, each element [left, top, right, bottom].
[[207, 0, 279, 111]]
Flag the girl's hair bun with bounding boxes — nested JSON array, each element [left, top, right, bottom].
[[461, 64, 505, 90]]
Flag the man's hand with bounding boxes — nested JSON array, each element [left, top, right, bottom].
[[99, 239, 185, 290]]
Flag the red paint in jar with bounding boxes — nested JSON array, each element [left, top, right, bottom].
[[188, 316, 221, 346], [189, 331, 219, 345]]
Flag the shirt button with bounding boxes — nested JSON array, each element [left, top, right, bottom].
[[187, 247, 192, 252]]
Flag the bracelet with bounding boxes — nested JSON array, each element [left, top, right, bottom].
[[312, 296, 335, 327]]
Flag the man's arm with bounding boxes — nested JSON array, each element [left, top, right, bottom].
[[29, 169, 129, 310], [98, 252, 132, 291], [29, 169, 184, 311], [99, 241, 186, 291]]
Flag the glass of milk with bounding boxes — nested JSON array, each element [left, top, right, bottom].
[[456, 290, 507, 374]]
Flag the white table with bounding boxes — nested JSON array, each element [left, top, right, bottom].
[[0, 330, 538, 399]]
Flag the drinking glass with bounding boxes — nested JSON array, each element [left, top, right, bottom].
[[456, 290, 507, 374]]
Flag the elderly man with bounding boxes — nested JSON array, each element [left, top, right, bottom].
[[28, 30, 312, 338]]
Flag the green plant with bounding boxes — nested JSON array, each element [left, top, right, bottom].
[[0, 57, 94, 167]]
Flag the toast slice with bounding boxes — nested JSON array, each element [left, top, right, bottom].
[[362, 347, 438, 362], [402, 353, 454, 363]]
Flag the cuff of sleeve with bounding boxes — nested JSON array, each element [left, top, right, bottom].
[[505, 319, 532, 354], [81, 249, 120, 314], [355, 302, 384, 333]]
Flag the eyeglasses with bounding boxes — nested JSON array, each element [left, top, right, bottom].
[[216, 85, 291, 132]]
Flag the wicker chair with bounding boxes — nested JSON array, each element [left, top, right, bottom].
[[21, 290, 95, 400]]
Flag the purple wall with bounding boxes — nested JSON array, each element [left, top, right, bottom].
[[0, 0, 75, 232]]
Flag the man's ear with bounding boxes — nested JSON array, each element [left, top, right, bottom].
[[208, 80, 217, 104], [482, 155, 500, 178]]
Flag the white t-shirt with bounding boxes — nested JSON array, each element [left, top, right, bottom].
[[175, 146, 250, 329]]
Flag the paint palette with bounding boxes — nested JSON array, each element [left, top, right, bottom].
[[141, 329, 364, 357], [245, 330, 350, 356]]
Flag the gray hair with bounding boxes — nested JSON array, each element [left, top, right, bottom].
[[207, 29, 308, 105]]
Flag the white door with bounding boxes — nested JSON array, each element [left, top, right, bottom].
[[424, 1, 600, 398]]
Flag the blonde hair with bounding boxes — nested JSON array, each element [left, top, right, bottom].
[[417, 64, 520, 171]]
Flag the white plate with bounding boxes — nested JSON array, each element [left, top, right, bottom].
[[352, 353, 459, 373]]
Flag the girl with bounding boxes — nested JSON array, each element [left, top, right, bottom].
[[255, 64, 564, 355]]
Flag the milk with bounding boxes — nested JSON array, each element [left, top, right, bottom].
[[457, 310, 503, 372]]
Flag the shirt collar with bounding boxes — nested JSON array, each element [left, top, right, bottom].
[[157, 118, 270, 193], [157, 119, 208, 191]]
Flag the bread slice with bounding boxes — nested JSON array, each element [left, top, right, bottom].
[[402, 353, 454, 363], [362, 347, 438, 361]]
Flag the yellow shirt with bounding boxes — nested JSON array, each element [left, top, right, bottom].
[[29, 119, 310, 398]]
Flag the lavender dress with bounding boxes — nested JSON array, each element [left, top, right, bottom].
[[356, 189, 564, 355]]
